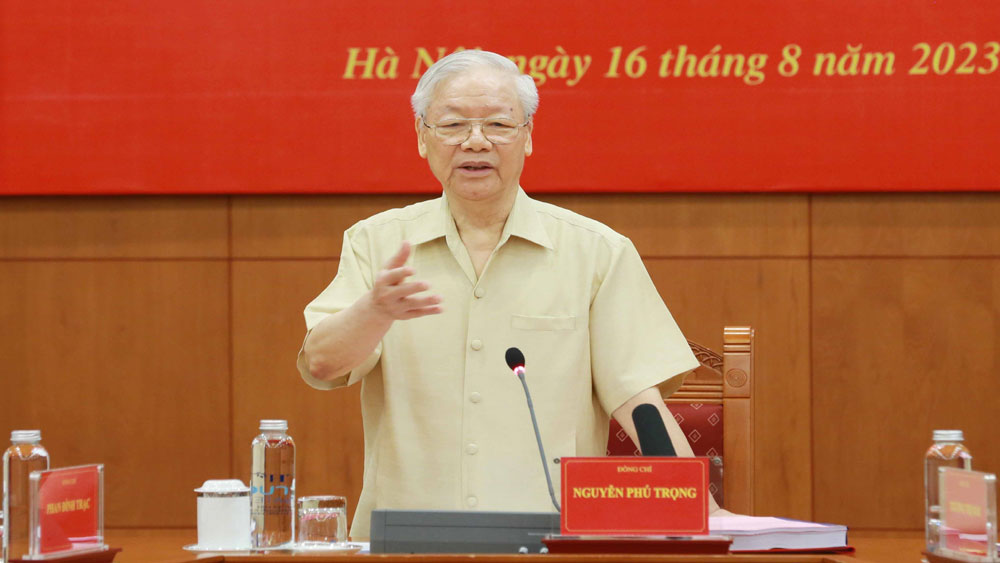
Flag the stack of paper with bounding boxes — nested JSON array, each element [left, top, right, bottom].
[[709, 516, 848, 552]]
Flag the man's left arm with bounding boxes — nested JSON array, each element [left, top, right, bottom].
[[592, 238, 726, 512], [590, 238, 699, 414]]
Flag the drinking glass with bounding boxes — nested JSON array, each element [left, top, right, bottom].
[[296, 495, 347, 548]]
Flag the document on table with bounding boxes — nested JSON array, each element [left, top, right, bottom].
[[709, 516, 848, 552]]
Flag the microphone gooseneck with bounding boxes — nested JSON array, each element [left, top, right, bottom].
[[504, 347, 561, 513], [631, 403, 677, 457]]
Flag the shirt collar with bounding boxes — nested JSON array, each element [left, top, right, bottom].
[[407, 196, 450, 247], [407, 187, 554, 250], [498, 187, 554, 250]]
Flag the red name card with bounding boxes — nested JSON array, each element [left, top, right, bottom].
[[29, 464, 105, 557], [938, 467, 998, 559], [560, 457, 709, 536]]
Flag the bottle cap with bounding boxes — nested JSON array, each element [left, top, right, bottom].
[[259, 419, 288, 431], [933, 429, 964, 442], [11, 430, 41, 443]]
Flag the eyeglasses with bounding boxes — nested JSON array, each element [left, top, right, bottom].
[[421, 117, 530, 146]]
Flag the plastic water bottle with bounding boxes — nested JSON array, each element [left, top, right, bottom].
[[3, 430, 51, 561], [924, 429, 972, 552], [250, 420, 295, 548]]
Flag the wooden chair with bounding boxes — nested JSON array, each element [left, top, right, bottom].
[[607, 326, 755, 515]]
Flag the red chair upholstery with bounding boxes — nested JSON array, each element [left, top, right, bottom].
[[608, 403, 725, 506]]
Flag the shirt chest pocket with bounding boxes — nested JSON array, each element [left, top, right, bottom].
[[511, 314, 578, 331]]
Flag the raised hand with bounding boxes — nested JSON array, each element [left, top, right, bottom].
[[369, 241, 443, 321]]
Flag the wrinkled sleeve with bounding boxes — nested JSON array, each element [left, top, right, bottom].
[[590, 238, 699, 415], [296, 228, 382, 390]]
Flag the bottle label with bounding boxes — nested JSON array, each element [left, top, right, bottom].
[[255, 473, 294, 515]]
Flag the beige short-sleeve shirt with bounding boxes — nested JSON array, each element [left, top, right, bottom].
[[298, 188, 699, 539]]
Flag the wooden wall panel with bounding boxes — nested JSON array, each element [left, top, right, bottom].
[[0, 260, 230, 526], [812, 193, 1000, 256], [812, 259, 1000, 529], [0, 196, 228, 258], [541, 193, 809, 257], [230, 260, 367, 522], [231, 195, 423, 258], [646, 258, 812, 519], [3, 191, 999, 534]]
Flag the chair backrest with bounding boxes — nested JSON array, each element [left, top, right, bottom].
[[606, 326, 755, 514]]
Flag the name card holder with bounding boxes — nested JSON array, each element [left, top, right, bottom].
[[545, 457, 731, 554], [932, 467, 997, 563], [22, 465, 111, 561]]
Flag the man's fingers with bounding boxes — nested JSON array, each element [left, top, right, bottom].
[[371, 242, 442, 322], [380, 281, 430, 301], [377, 266, 415, 287], [384, 241, 411, 270], [397, 305, 444, 320], [402, 294, 443, 309], [396, 295, 443, 319]]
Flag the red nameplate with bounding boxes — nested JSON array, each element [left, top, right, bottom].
[[32, 465, 103, 555], [938, 467, 997, 559], [561, 457, 709, 536]]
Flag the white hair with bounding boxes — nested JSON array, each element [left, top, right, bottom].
[[411, 50, 539, 119]]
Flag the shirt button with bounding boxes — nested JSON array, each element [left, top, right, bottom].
[[466, 443, 479, 455], [466, 496, 478, 507], [470, 392, 482, 404], [470, 339, 483, 351], [474, 287, 486, 298]]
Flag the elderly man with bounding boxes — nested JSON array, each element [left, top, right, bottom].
[[297, 50, 703, 539]]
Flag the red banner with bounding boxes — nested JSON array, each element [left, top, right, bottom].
[[2, 1, 998, 195]]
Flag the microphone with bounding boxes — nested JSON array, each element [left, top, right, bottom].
[[505, 347, 526, 377], [504, 347, 561, 512], [631, 403, 677, 457]]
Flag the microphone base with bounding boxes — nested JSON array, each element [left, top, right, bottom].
[[370, 509, 559, 554]]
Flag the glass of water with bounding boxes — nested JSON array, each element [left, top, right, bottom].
[[296, 495, 347, 549]]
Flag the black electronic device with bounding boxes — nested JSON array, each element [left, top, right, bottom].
[[632, 403, 678, 457]]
